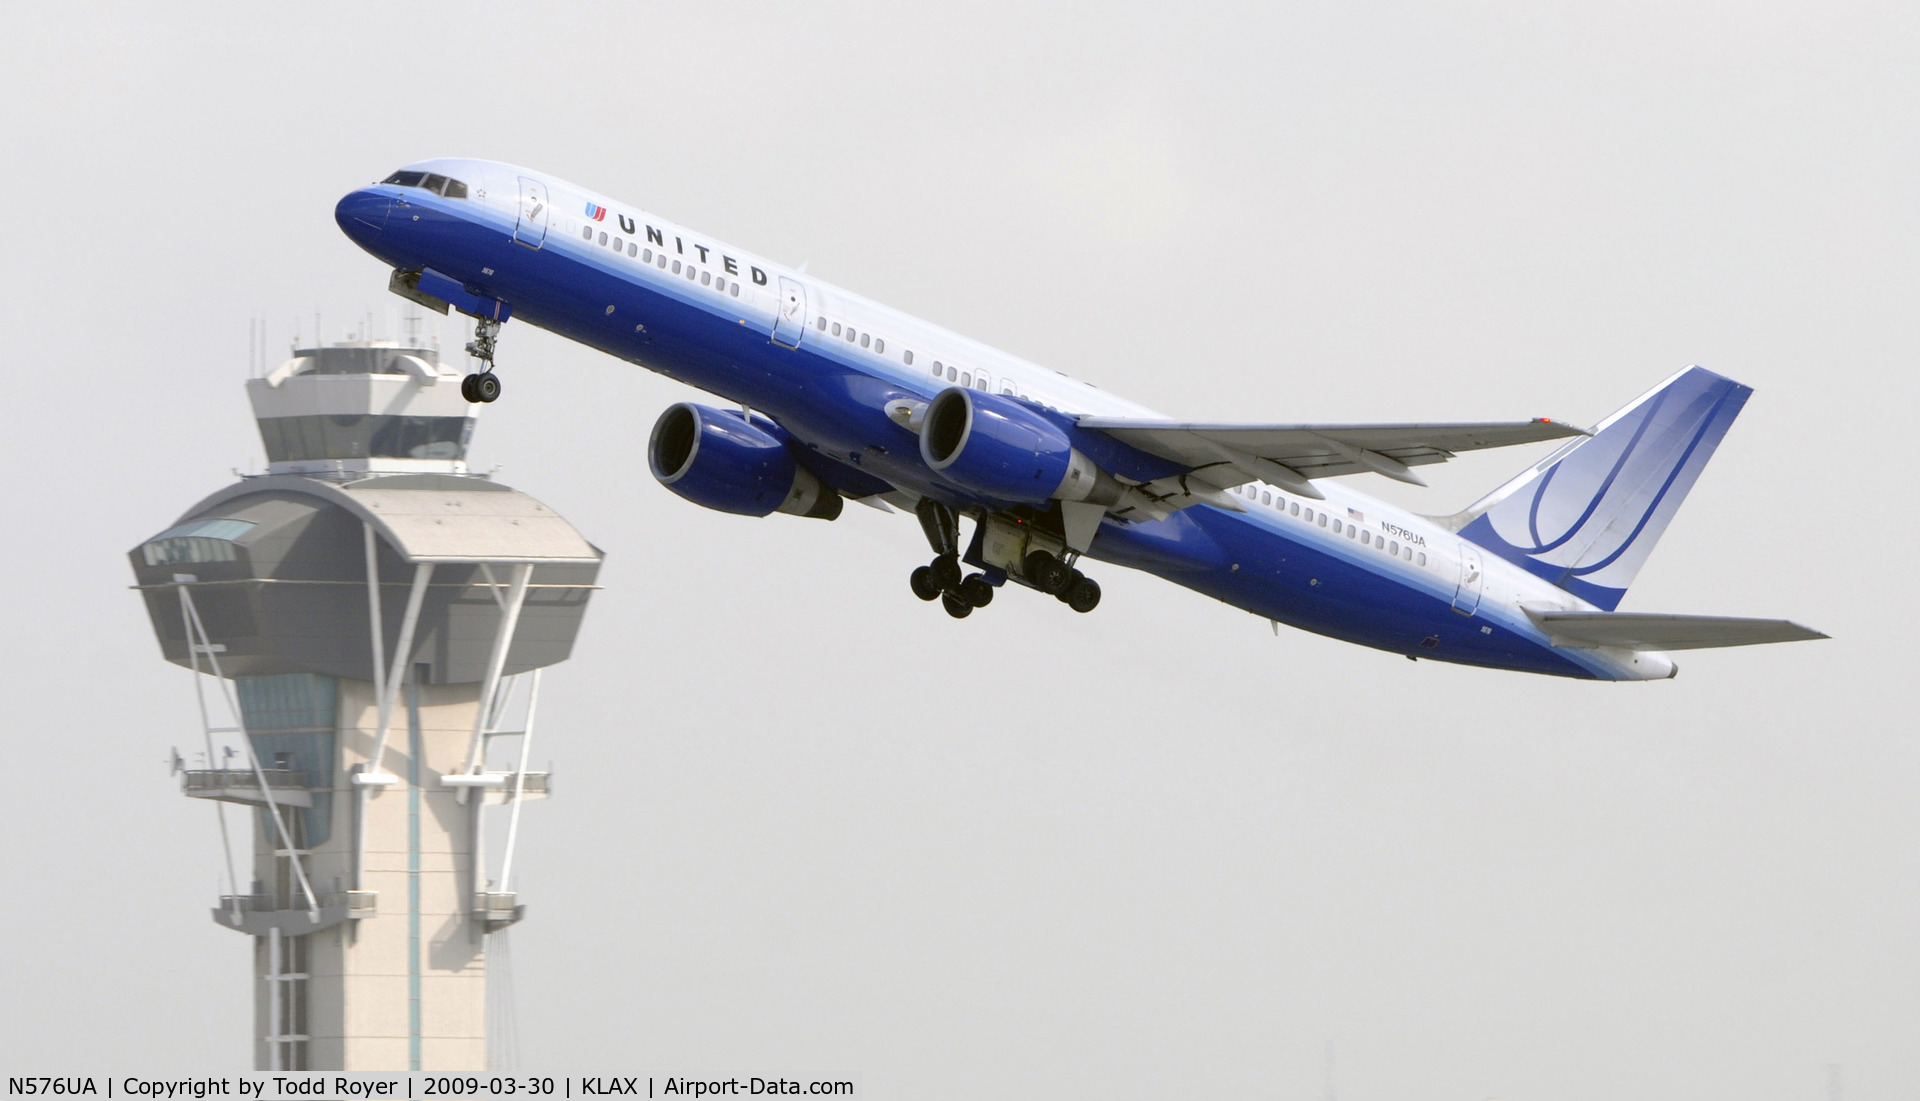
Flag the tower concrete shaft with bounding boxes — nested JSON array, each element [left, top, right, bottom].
[[134, 339, 601, 1071]]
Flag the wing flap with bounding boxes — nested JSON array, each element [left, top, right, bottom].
[[1526, 610, 1828, 651], [1080, 419, 1587, 482]]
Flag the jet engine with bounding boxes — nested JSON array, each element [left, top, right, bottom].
[[918, 387, 1121, 506], [648, 403, 842, 519]]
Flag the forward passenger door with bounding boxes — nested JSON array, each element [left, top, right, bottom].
[[513, 177, 548, 249]]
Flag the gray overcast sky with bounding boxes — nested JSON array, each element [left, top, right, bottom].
[[1, 3, 1914, 1097]]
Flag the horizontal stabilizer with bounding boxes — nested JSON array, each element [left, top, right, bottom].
[[1525, 609, 1828, 651]]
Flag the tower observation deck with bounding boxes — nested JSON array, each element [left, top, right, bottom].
[[129, 339, 603, 1072]]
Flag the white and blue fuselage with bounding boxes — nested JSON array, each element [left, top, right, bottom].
[[335, 159, 1803, 681]]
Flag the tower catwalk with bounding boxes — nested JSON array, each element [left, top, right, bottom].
[[130, 339, 603, 1070]]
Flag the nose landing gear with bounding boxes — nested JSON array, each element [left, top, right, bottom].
[[461, 317, 503, 403]]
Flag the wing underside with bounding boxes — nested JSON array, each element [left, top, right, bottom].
[[1079, 417, 1588, 507]]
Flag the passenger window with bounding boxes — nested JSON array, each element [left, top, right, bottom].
[[1003, 384, 1016, 395], [875, 339, 884, 353], [1318, 513, 1327, 528], [860, 333, 870, 348], [582, 226, 593, 240], [598, 232, 608, 246], [1389, 541, 1398, 555], [1332, 520, 1342, 534], [974, 376, 986, 391], [643, 248, 652, 262], [904, 350, 914, 365], [1361, 531, 1370, 545], [845, 328, 856, 342], [960, 372, 972, 387], [1261, 491, 1271, 506], [672, 260, 681, 274], [1404, 546, 1413, 561], [730, 283, 740, 297], [817, 317, 827, 331], [1289, 502, 1299, 516], [1348, 527, 1356, 539], [628, 243, 638, 257], [701, 271, 711, 285], [443, 179, 468, 200], [613, 237, 623, 251], [832, 323, 842, 336], [947, 366, 958, 382], [657, 254, 667, 269], [1417, 552, 1426, 566]]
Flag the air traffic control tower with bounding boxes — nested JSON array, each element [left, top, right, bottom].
[[129, 340, 603, 1071]]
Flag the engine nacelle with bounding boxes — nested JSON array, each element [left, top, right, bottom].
[[919, 387, 1118, 505], [648, 403, 842, 520]]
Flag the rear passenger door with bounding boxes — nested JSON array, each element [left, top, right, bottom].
[[1452, 546, 1484, 616]]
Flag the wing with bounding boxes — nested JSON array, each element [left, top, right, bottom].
[[1525, 610, 1829, 651], [1080, 417, 1589, 496]]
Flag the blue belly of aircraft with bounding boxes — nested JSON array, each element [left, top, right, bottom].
[[380, 205, 1599, 680]]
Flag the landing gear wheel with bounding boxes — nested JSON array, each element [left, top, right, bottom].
[[460, 374, 479, 402], [910, 565, 941, 601], [931, 553, 963, 591], [1025, 550, 1072, 594], [959, 573, 995, 608], [941, 592, 973, 619], [1065, 576, 1102, 613], [467, 371, 501, 404], [1054, 568, 1086, 604]]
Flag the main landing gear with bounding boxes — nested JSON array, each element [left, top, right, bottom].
[[907, 500, 1101, 618], [460, 317, 503, 403]]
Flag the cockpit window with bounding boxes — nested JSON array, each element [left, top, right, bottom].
[[381, 170, 469, 199]]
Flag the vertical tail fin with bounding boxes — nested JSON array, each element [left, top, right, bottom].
[[1454, 366, 1752, 610]]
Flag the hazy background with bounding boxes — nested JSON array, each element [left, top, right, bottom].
[[1, 3, 1914, 1097]]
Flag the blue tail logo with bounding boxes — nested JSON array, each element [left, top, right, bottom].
[[1459, 366, 1751, 610]]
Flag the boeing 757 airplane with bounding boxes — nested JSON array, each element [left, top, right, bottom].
[[334, 159, 1823, 680]]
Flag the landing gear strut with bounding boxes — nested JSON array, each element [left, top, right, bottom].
[[905, 501, 1101, 617], [910, 499, 996, 618], [461, 317, 503, 404]]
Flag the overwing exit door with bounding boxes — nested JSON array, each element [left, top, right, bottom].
[[772, 277, 807, 348], [514, 177, 548, 249]]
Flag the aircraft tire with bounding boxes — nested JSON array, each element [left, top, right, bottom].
[[1066, 577, 1101, 613], [960, 574, 994, 608], [472, 372, 502, 403], [931, 553, 963, 590], [460, 374, 480, 402], [910, 565, 941, 601], [941, 592, 973, 619], [1025, 551, 1071, 594], [1054, 568, 1085, 603]]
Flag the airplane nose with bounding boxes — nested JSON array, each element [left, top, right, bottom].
[[335, 188, 391, 245]]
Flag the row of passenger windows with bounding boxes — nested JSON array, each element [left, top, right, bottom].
[[815, 316, 884, 354], [1229, 483, 1429, 567], [584, 227, 742, 297], [382, 170, 469, 199]]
